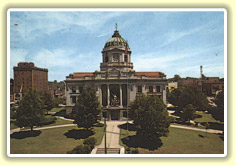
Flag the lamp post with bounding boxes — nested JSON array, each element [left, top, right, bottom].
[[126, 69, 129, 138], [104, 112, 107, 154]]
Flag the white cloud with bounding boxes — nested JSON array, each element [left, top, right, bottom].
[[29, 48, 101, 80], [133, 52, 188, 71], [11, 11, 123, 42], [32, 49, 76, 68], [133, 43, 224, 72], [203, 64, 224, 77], [96, 31, 112, 38], [156, 24, 208, 49]]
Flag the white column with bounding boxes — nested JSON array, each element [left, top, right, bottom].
[[162, 85, 167, 104], [97, 85, 102, 106], [120, 84, 122, 107], [107, 84, 110, 106]]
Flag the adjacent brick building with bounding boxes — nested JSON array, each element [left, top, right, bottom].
[[175, 77, 224, 96], [202, 77, 224, 96], [13, 62, 48, 102]]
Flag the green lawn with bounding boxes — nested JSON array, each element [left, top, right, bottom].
[[49, 107, 65, 113], [194, 111, 223, 123], [42, 117, 73, 127], [170, 111, 224, 130], [120, 127, 224, 154], [10, 119, 18, 130], [10, 125, 104, 154]]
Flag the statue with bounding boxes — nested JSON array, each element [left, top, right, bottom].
[[111, 93, 119, 107]]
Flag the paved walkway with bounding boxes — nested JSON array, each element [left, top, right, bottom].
[[91, 121, 126, 154], [170, 124, 223, 134], [10, 124, 76, 134]]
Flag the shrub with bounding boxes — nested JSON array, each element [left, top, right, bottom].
[[130, 148, 139, 154], [40, 116, 57, 126], [67, 144, 92, 154], [83, 137, 97, 146], [95, 122, 104, 127], [168, 116, 176, 123], [126, 147, 131, 154], [10, 107, 17, 119]]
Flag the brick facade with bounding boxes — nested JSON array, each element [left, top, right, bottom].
[[13, 62, 48, 94]]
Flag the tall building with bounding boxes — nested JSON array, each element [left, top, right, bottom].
[[65, 25, 167, 120], [13, 62, 48, 102]]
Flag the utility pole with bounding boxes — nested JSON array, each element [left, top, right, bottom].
[[200, 65, 203, 91], [104, 115, 107, 154], [126, 50, 129, 139]]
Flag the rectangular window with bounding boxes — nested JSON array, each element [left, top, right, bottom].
[[72, 87, 76, 93], [105, 56, 109, 63], [79, 87, 83, 93], [124, 55, 128, 62], [123, 111, 127, 118], [149, 86, 153, 93], [137, 86, 142, 93], [102, 111, 107, 118], [156, 86, 160, 92], [72, 96, 76, 104]]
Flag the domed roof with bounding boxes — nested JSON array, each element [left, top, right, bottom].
[[104, 28, 129, 49]]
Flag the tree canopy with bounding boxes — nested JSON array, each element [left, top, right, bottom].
[[15, 90, 45, 131], [168, 74, 182, 82], [39, 91, 53, 114], [209, 90, 224, 122], [129, 94, 170, 141], [181, 104, 197, 123], [168, 86, 208, 112], [72, 87, 101, 130]]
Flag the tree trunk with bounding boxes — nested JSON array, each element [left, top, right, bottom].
[[31, 126, 33, 131]]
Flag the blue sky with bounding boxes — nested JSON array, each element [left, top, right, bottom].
[[10, 10, 225, 81]]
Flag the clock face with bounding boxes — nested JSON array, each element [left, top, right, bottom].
[[113, 54, 119, 61]]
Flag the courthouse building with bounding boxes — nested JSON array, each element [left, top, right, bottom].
[[65, 26, 167, 120]]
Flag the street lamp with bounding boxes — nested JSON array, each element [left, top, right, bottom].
[[103, 110, 107, 154]]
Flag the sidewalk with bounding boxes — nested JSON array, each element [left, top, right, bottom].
[[91, 121, 126, 154], [10, 124, 76, 134], [170, 124, 223, 134]]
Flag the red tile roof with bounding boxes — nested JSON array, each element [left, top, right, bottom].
[[135, 72, 161, 78], [73, 72, 94, 78]]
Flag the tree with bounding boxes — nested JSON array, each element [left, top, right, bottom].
[[168, 74, 182, 82], [173, 74, 181, 82], [210, 90, 224, 122], [72, 87, 101, 130], [168, 86, 208, 112], [168, 87, 184, 109], [52, 97, 64, 107], [15, 90, 45, 131], [181, 104, 197, 123], [10, 106, 17, 119], [39, 91, 53, 114], [129, 94, 170, 141]]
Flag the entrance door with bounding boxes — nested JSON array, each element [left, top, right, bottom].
[[111, 110, 119, 120]]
